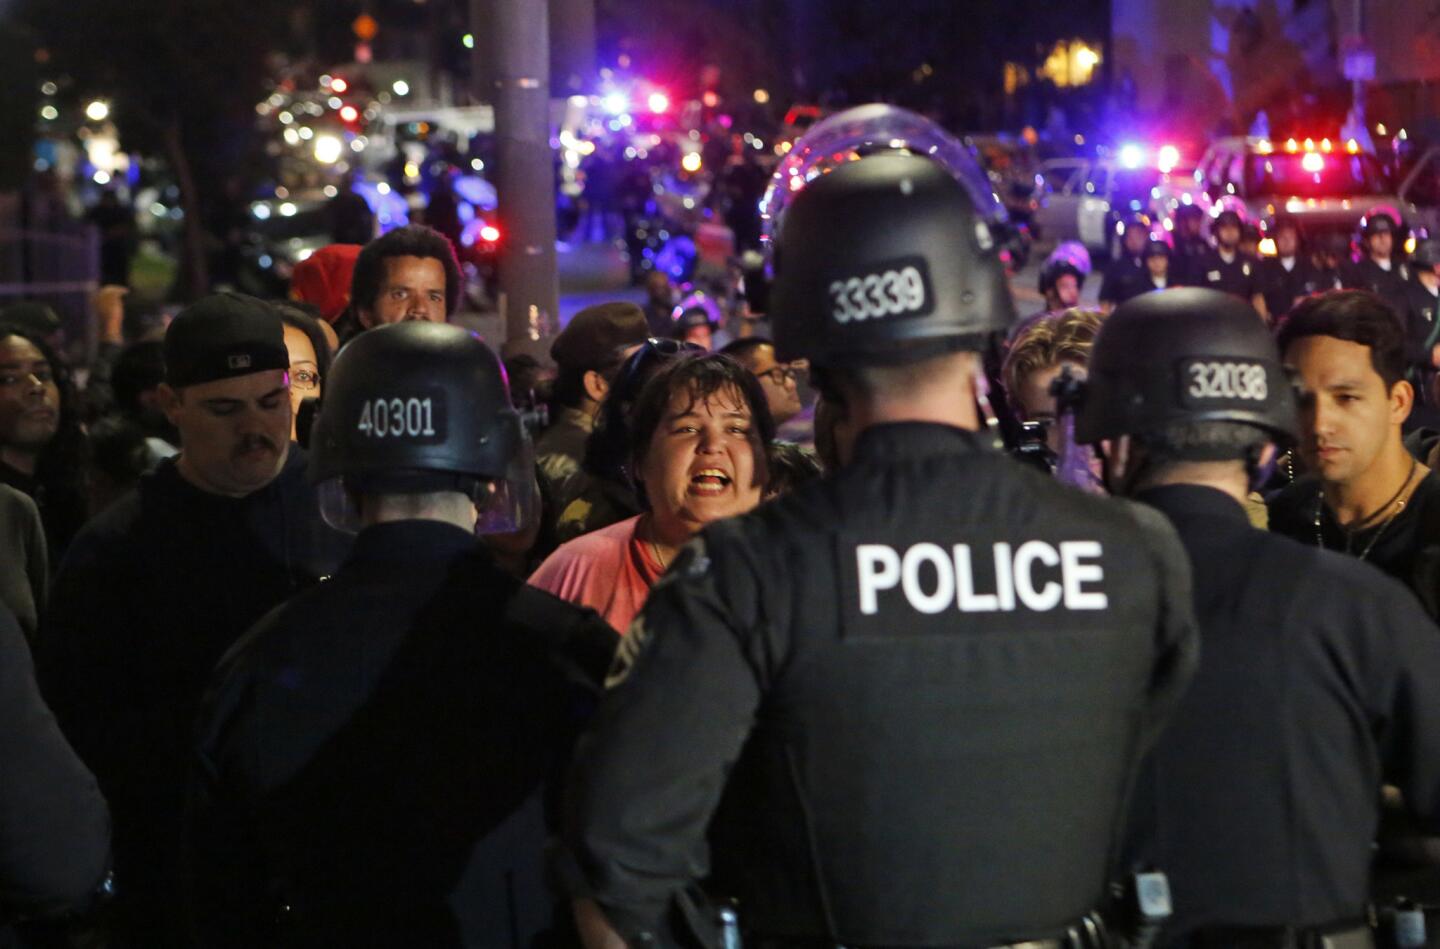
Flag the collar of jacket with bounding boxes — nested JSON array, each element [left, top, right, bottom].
[[1135, 482, 1250, 527], [144, 442, 308, 508], [347, 518, 480, 566], [851, 421, 993, 464]]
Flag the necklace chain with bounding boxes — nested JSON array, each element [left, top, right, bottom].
[[1314, 457, 1418, 561]]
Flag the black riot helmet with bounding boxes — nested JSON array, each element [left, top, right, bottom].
[[763, 104, 1017, 366], [308, 321, 534, 533], [769, 154, 1015, 365], [1413, 238, 1440, 270], [1075, 287, 1298, 445], [1039, 240, 1092, 296]]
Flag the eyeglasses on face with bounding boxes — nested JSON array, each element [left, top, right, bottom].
[[290, 368, 322, 391]]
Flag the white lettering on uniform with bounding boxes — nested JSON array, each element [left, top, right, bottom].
[[954, 545, 997, 612], [855, 540, 1107, 615], [1060, 541, 1108, 609], [1013, 541, 1063, 611], [902, 543, 954, 614], [857, 544, 902, 615]]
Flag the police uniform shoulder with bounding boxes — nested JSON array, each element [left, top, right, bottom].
[[1106, 494, 1189, 549]]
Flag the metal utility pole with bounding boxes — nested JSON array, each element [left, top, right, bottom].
[[472, 0, 559, 358]]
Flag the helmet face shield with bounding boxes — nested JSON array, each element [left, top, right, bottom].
[[474, 426, 539, 536], [318, 476, 363, 535], [763, 105, 1017, 366], [761, 103, 1007, 275], [314, 436, 537, 537]]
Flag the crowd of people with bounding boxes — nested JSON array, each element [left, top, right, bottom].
[[5, 104, 1440, 949]]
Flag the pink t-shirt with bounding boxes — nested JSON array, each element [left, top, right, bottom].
[[528, 515, 665, 635]]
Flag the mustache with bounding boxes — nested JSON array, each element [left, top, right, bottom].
[[234, 434, 280, 457]]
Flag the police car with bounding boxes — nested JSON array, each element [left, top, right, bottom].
[[1032, 143, 1187, 255], [1188, 136, 1435, 253]]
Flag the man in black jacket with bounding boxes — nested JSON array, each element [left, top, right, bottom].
[[562, 125, 1198, 949], [185, 322, 617, 948], [1078, 288, 1440, 946], [39, 293, 349, 948]]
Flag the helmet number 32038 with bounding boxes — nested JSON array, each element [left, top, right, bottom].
[[357, 397, 437, 438], [829, 266, 927, 324], [1187, 362, 1268, 401]]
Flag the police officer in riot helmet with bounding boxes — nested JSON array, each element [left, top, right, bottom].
[[1099, 211, 1153, 310], [1343, 208, 1411, 317], [1141, 239, 1172, 292], [561, 105, 1198, 949], [185, 322, 618, 947], [1076, 287, 1440, 947], [1256, 215, 1328, 322], [1037, 242, 1090, 315], [1190, 209, 1265, 314]]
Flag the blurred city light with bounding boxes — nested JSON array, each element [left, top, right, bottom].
[[1156, 145, 1180, 173], [681, 152, 702, 173], [647, 92, 670, 114], [314, 134, 344, 163], [392, 80, 410, 97], [602, 91, 629, 115], [331, 77, 348, 94], [85, 100, 109, 122], [1118, 143, 1144, 169], [340, 105, 359, 123]]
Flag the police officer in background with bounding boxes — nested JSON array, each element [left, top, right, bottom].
[[1171, 203, 1209, 284], [1189, 209, 1265, 314], [1034, 241, 1090, 316], [1402, 239, 1440, 399], [1099, 211, 1153, 311], [1077, 288, 1440, 947], [1257, 215, 1328, 322], [1343, 208, 1411, 317], [186, 322, 618, 947], [561, 105, 1199, 949]]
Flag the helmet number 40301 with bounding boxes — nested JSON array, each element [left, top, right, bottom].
[[357, 397, 437, 438]]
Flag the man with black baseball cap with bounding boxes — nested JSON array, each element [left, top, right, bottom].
[[39, 292, 349, 948]]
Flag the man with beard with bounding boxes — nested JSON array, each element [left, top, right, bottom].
[[39, 293, 349, 948]]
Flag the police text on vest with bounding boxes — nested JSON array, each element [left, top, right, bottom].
[[855, 541, 1108, 614]]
